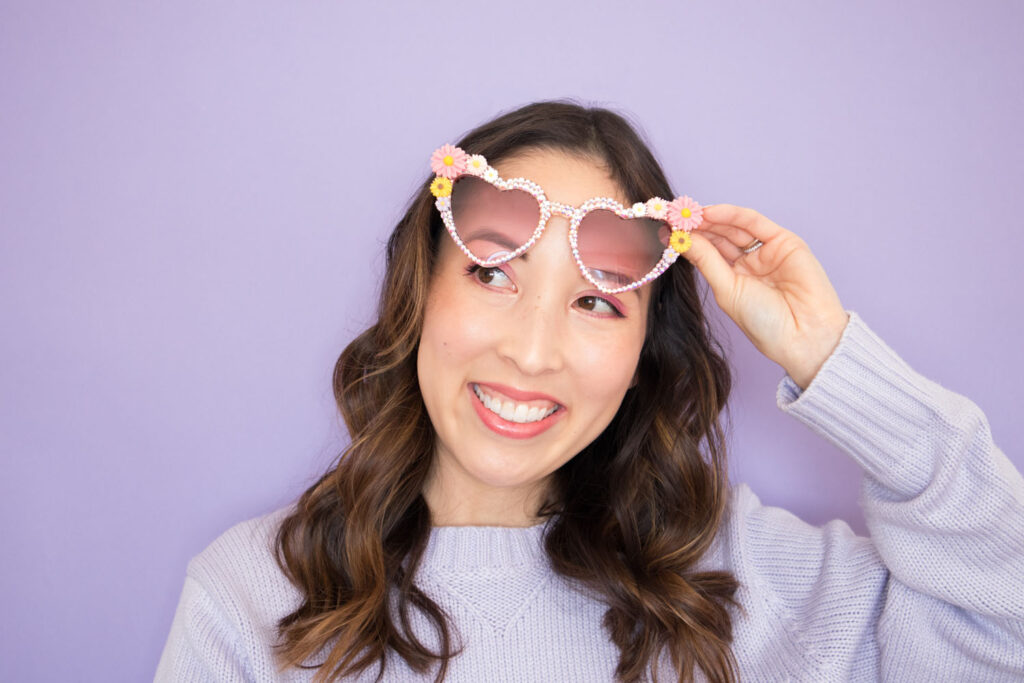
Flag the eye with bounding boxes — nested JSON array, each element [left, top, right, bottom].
[[466, 264, 624, 317], [466, 264, 515, 289], [576, 295, 624, 318]]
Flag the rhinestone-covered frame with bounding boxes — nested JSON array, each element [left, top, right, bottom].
[[436, 176, 684, 296]]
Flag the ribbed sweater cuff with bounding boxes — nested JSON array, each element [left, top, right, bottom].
[[775, 310, 938, 499]]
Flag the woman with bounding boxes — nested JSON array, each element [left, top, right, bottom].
[[156, 102, 1024, 682]]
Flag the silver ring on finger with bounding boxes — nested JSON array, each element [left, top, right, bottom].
[[742, 238, 764, 254]]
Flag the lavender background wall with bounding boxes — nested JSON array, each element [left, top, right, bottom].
[[2, 1, 1021, 680]]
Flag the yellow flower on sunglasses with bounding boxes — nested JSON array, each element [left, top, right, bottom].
[[669, 229, 692, 255], [430, 176, 453, 198]]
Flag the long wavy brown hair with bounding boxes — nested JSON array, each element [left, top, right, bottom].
[[272, 101, 739, 682]]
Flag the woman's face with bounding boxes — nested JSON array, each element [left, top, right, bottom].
[[418, 148, 652, 525]]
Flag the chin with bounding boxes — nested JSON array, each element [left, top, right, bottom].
[[458, 447, 552, 490]]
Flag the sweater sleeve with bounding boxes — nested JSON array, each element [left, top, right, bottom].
[[741, 309, 1024, 679], [154, 570, 254, 683]]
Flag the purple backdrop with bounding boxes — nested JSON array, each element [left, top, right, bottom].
[[2, 1, 1021, 680]]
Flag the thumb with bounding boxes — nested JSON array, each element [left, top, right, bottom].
[[680, 231, 736, 302]]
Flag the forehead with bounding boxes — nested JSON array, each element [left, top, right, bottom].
[[492, 149, 630, 208]]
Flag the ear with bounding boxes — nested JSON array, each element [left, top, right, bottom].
[[629, 368, 639, 389]]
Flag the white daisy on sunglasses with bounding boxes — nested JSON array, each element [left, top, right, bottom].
[[466, 154, 488, 176]]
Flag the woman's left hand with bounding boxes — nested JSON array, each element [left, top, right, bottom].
[[680, 203, 850, 390]]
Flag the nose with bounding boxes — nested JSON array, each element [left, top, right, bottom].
[[494, 211, 575, 377], [496, 288, 567, 377]]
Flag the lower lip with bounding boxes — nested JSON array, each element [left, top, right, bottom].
[[467, 384, 565, 439]]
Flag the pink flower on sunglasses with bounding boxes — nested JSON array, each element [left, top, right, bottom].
[[431, 144, 469, 179], [666, 196, 703, 232]]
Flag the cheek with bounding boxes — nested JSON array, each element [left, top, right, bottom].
[[567, 325, 646, 409], [419, 274, 495, 381]]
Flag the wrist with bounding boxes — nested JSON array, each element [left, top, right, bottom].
[[784, 311, 850, 390]]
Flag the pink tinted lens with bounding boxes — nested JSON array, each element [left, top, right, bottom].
[[576, 210, 670, 288], [450, 175, 541, 261]]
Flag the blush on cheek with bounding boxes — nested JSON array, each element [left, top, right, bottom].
[[573, 342, 640, 406]]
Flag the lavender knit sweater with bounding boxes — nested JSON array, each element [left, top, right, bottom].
[[155, 311, 1024, 681]]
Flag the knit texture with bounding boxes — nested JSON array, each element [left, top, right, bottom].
[[155, 311, 1024, 681]]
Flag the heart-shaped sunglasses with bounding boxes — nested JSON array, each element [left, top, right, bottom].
[[429, 144, 703, 294]]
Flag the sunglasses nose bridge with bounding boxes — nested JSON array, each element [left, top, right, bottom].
[[547, 202, 576, 220]]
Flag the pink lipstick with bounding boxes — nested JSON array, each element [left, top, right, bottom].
[[467, 383, 565, 439]]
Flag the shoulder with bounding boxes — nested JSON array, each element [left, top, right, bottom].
[[186, 503, 304, 632], [709, 483, 885, 594], [718, 482, 879, 556], [706, 484, 889, 671]]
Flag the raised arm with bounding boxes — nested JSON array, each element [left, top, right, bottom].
[[683, 205, 1024, 677], [772, 310, 1024, 676]]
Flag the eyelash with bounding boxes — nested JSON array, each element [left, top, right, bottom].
[[464, 264, 625, 318]]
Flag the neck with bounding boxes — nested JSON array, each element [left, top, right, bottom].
[[422, 453, 550, 527]]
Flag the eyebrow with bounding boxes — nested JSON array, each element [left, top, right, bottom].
[[587, 267, 633, 287], [471, 229, 528, 262], [470, 230, 643, 286]]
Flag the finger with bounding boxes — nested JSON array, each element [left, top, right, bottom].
[[699, 204, 786, 243], [702, 230, 745, 263], [699, 222, 759, 251], [679, 231, 737, 300], [705, 232, 767, 273]]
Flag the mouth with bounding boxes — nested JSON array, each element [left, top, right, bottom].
[[468, 382, 565, 439], [472, 383, 561, 423]]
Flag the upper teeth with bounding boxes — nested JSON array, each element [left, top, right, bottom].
[[473, 384, 558, 424]]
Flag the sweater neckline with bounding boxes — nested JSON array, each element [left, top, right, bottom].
[[420, 520, 550, 572]]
